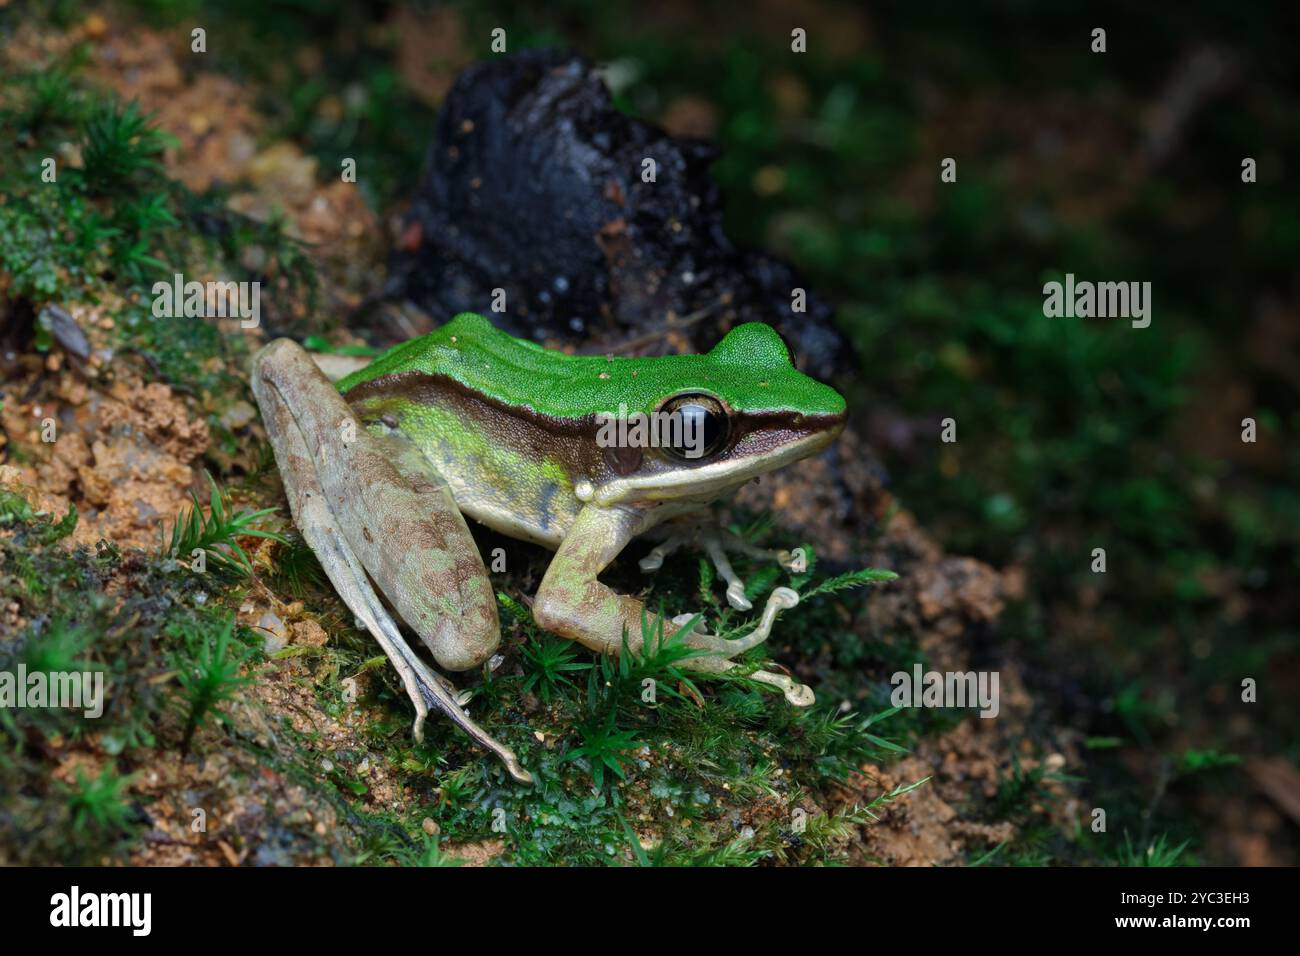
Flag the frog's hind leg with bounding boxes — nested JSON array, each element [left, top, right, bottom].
[[251, 339, 531, 784]]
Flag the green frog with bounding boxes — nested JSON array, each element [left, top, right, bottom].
[[251, 313, 846, 783]]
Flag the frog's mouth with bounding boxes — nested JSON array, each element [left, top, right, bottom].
[[589, 411, 845, 507]]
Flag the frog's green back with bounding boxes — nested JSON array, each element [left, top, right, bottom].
[[337, 313, 844, 419]]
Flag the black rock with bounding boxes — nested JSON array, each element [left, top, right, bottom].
[[383, 48, 849, 379]]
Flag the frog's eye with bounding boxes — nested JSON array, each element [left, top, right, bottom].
[[659, 393, 729, 463]]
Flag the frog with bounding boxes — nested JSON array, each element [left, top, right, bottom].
[[250, 312, 846, 784]]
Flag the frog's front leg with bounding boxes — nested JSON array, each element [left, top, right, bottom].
[[251, 339, 532, 784], [534, 504, 814, 705]]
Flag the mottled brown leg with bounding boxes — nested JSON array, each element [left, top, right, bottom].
[[251, 339, 532, 783]]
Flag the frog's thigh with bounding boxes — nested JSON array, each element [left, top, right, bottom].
[[252, 339, 498, 671]]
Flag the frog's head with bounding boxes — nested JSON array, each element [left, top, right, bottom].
[[588, 323, 846, 508]]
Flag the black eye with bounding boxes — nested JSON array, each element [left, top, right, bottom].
[[660, 393, 729, 462]]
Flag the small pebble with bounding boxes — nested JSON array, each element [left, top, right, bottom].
[[258, 611, 289, 653]]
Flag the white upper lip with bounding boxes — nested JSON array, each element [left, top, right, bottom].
[[592, 427, 840, 506]]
